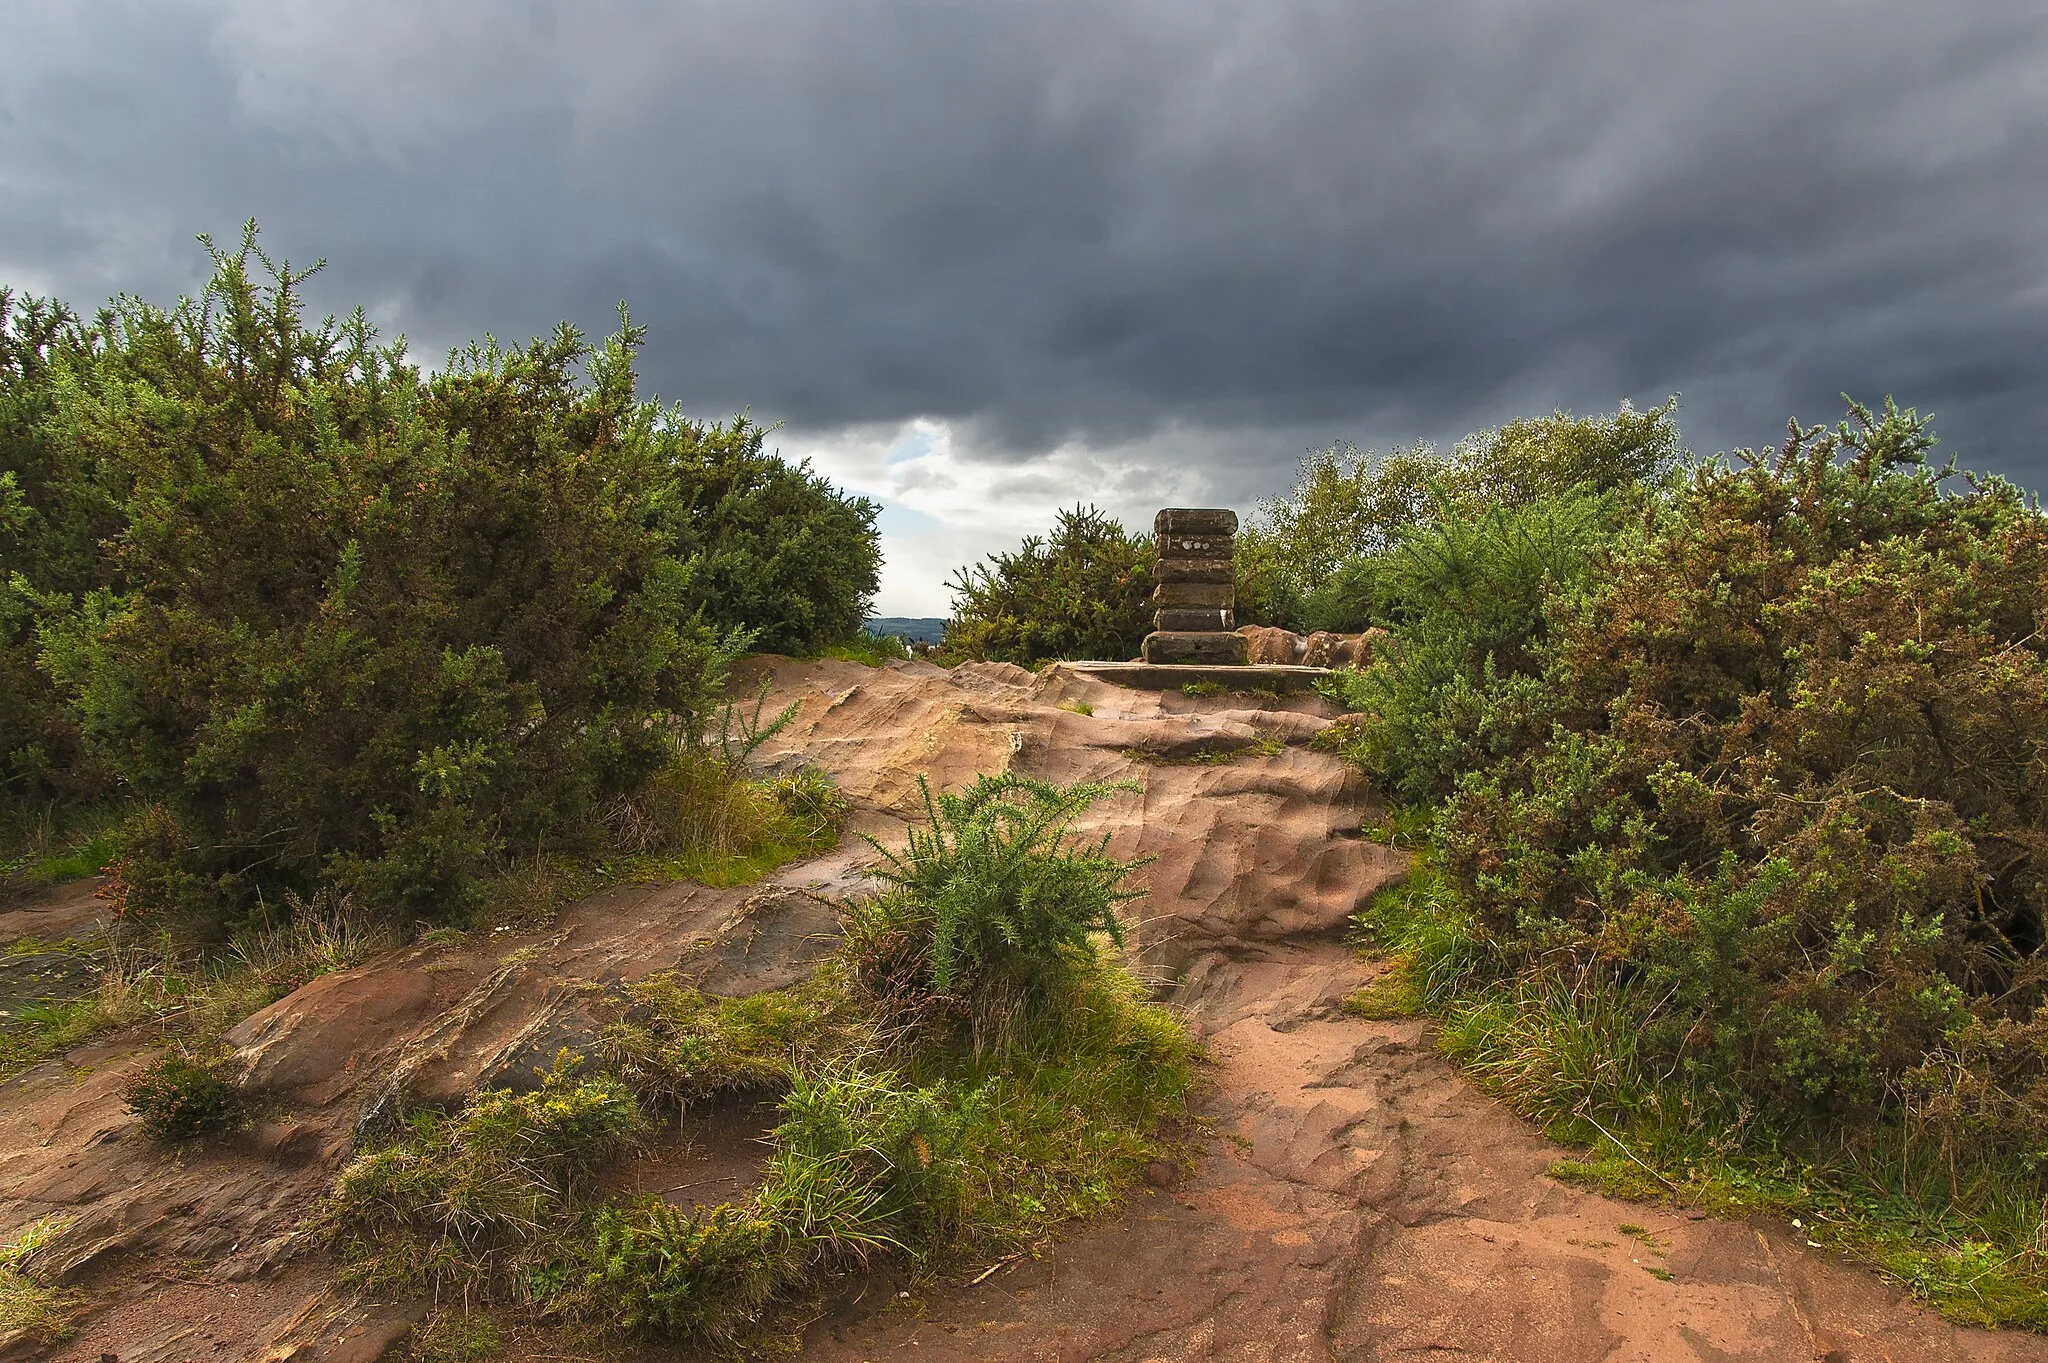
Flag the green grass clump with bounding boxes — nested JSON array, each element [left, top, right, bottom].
[[319, 772, 1194, 1352], [662, 766, 848, 888], [1340, 959, 1423, 1020], [0, 1216, 84, 1345], [1118, 734, 1285, 767], [327, 1055, 645, 1298], [816, 635, 913, 667], [404, 1310, 505, 1362], [600, 688, 849, 895], [0, 802, 129, 892], [598, 975, 854, 1108], [0, 901, 396, 1083], [584, 961, 1190, 1346]]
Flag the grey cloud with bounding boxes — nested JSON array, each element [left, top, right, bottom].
[[3, 0, 2047, 488]]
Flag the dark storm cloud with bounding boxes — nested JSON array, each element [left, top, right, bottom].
[[5, 0, 2048, 482]]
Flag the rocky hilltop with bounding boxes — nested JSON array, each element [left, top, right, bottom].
[[1, 658, 2039, 1361]]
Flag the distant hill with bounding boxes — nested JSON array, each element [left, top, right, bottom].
[[864, 616, 948, 645]]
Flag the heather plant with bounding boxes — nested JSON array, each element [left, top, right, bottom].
[[943, 505, 1154, 664], [123, 1050, 237, 1142]]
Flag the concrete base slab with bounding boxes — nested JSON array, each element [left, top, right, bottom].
[[1051, 660, 1331, 695]]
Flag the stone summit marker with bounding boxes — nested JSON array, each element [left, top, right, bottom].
[[1142, 508, 1250, 665]]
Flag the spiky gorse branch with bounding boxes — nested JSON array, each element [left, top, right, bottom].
[[857, 773, 1147, 1025]]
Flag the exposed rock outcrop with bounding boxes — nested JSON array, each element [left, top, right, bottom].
[[0, 657, 2039, 1361]]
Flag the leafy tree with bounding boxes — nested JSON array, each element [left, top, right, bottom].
[[943, 506, 1154, 665]]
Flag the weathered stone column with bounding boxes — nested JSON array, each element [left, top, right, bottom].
[[1142, 508, 1249, 665]]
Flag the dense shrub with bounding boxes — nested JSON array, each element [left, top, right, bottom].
[[666, 417, 881, 655], [1430, 403, 2048, 1143], [11, 227, 878, 922], [1325, 491, 1614, 800], [943, 505, 1154, 664], [1238, 402, 1677, 629], [1321, 399, 2048, 1318], [0, 291, 113, 809], [124, 1050, 237, 1142]]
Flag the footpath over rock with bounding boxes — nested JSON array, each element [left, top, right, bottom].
[[0, 657, 2040, 1361]]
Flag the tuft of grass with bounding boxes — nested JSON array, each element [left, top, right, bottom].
[[1341, 957, 1424, 1020], [0, 1215, 84, 1345], [405, 1310, 505, 1362], [326, 1053, 646, 1299], [598, 973, 858, 1109], [1358, 803, 1434, 851], [667, 775, 847, 888], [472, 764, 852, 936], [606, 758, 848, 895], [1178, 682, 1283, 706], [1056, 699, 1094, 717], [0, 802, 131, 892], [0, 896, 396, 1083], [325, 961, 1191, 1350], [1118, 733, 1285, 767], [817, 636, 913, 667], [584, 957, 1192, 1345]]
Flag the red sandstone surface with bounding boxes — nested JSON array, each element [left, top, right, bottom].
[[0, 657, 2037, 1361]]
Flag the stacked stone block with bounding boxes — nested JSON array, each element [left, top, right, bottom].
[[1141, 508, 1249, 665]]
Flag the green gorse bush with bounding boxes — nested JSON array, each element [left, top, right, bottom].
[[2, 224, 879, 927], [943, 505, 1154, 665], [1318, 398, 2048, 1324], [853, 772, 1143, 1045]]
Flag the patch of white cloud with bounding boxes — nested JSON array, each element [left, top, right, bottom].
[[771, 416, 1284, 617]]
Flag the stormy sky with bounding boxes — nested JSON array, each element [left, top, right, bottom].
[[6, 2, 2047, 614]]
